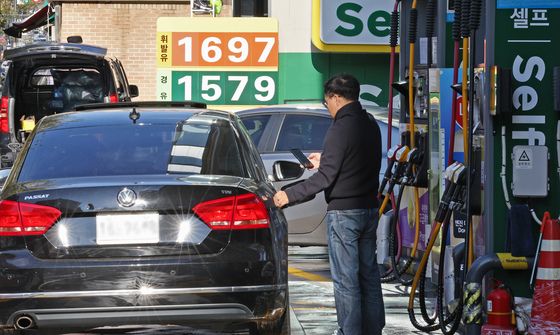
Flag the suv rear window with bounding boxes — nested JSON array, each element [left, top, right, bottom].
[[18, 119, 246, 181]]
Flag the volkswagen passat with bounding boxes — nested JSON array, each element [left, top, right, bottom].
[[0, 102, 288, 334]]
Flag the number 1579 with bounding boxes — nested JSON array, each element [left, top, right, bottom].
[[178, 74, 276, 103]]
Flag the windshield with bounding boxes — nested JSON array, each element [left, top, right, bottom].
[[18, 120, 246, 181]]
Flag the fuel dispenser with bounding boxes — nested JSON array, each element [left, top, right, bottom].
[[380, 0, 560, 333], [390, 0, 489, 333]]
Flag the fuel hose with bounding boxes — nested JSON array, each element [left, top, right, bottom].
[[464, 0, 483, 274], [460, 0, 470, 162], [388, 0, 401, 150], [381, 0, 401, 278], [407, 0, 422, 292], [448, 0, 462, 167], [408, 164, 466, 332]]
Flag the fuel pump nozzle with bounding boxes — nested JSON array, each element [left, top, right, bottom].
[[390, 146, 412, 189], [378, 144, 402, 197], [435, 163, 465, 223], [400, 148, 419, 185], [379, 146, 411, 216], [449, 164, 468, 209]]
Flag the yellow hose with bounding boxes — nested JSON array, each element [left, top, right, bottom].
[[408, 0, 420, 262], [408, 220, 443, 309], [378, 195, 391, 217]]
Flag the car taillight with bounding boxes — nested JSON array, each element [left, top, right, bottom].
[[0, 96, 9, 133], [193, 194, 270, 230], [0, 200, 61, 236], [109, 94, 118, 103], [233, 193, 270, 229]]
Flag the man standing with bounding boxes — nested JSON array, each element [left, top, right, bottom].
[[273, 74, 385, 335]]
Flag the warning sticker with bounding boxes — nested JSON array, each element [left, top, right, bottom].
[[514, 147, 533, 169]]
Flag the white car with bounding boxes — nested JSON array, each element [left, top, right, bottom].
[[238, 104, 399, 246]]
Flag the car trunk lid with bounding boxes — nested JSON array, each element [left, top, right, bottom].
[[11, 175, 246, 259]]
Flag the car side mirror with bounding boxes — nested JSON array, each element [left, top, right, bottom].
[[129, 85, 139, 98], [273, 160, 304, 181], [0, 168, 11, 191]]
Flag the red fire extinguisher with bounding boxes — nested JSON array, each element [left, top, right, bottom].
[[482, 280, 517, 335]]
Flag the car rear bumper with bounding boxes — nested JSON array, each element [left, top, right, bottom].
[[0, 285, 288, 331], [0, 248, 288, 331], [8, 303, 255, 329]]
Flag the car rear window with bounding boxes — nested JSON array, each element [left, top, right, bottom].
[[18, 119, 246, 181]]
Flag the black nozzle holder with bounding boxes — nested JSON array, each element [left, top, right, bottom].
[[426, 0, 437, 38], [409, 8, 418, 43], [469, 0, 483, 31], [436, 181, 457, 222], [392, 80, 410, 97], [390, 10, 399, 47], [379, 160, 397, 195], [451, 82, 469, 98], [452, 0, 462, 41], [461, 0, 471, 38]]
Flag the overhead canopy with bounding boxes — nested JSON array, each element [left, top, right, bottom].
[[4, 5, 53, 38]]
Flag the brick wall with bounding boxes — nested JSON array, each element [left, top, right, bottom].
[[61, 2, 232, 101]]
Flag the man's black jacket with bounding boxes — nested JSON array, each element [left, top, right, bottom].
[[284, 101, 382, 210]]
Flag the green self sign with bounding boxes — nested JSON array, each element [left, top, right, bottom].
[[319, 0, 393, 45], [492, 6, 559, 296]]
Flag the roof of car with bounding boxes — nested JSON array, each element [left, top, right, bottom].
[[36, 108, 233, 132], [3, 42, 107, 61], [237, 104, 328, 116], [236, 103, 399, 126]]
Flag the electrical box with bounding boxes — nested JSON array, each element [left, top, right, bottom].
[[511, 145, 548, 197]]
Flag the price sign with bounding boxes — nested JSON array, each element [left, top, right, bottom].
[[171, 33, 277, 67], [157, 17, 279, 105]]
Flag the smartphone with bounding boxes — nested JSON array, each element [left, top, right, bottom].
[[290, 149, 314, 169]]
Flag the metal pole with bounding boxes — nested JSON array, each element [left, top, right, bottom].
[[54, 4, 61, 43]]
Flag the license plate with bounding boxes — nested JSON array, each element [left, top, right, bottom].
[[96, 212, 159, 245]]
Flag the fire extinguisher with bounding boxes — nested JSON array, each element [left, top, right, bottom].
[[482, 280, 517, 334]]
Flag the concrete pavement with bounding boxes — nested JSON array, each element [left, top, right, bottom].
[[288, 246, 433, 334]]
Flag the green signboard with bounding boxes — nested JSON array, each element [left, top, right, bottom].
[[164, 71, 278, 104], [156, 17, 279, 106], [493, 6, 558, 294]]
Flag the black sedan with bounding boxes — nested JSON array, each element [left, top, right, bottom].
[[0, 102, 288, 335]]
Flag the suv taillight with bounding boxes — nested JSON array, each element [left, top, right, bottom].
[[193, 194, 270, 230], [0, 200, 61, 236], [109, 94, 118, 103], [0, 96, 9, 133]]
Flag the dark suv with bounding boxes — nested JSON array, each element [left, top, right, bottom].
[[0, 102, 288, 334], [0, 42, 138, 167]]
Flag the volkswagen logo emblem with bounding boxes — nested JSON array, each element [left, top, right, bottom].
[[117, 188, 137, 207]]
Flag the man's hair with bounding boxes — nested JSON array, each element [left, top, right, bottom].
[[323, 74, 360, 101]]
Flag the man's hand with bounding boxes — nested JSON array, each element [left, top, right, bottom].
[[308, 152, 321, 169], [273, 191, 289, 208]]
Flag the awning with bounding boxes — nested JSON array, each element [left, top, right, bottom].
[[3, 5, 53, 38]]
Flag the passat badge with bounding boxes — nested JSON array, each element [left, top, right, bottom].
[[117, 188, 137, 207]]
